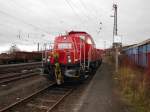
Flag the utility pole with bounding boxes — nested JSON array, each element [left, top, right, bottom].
[[113, 3, 119, 73], [104, 41, 106, 50], [113, 3, 118, 42], [17, 30, 21, 39], [37, 42, 40, 52]]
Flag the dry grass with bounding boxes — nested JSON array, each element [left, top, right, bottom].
[[115, 59, 150, 112]]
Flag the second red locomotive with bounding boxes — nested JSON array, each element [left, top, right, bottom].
[[44, 31, 102, 84]]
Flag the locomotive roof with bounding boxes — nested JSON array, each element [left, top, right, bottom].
[[56, 31, 91, 38], [68, 31, 87, 35]]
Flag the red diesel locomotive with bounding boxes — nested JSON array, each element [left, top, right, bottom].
[[44, 31, 102, 84]]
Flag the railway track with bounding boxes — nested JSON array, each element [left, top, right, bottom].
[[0, 62, 42, 74], [0, 62, 97, 112], [0, 62, 42, 84], [0, 83, 75, 112], [0, 70, 40, 84]]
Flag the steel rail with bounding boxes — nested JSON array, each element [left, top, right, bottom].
[[0, 62, 42, 74], [0, 82, 56, 112], [0, 62, 41, 68], [0, 71, 39, 84], [46, 88, 74, 112], [0, 70, 37, 79]]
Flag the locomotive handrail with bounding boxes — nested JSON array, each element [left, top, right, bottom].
[[73, 38, 78, 62], [41, 43, 54, 74], [88, 46, 92, 69], [79, 39, 86, 70], [80, 40, 82, 66], [83, 39, 86, 70]]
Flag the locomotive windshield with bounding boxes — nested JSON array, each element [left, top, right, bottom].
[[58, 42, 72, 49]]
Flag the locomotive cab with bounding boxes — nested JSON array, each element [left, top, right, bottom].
[[51, 35, 80, 79], [53, 36, 78, 65]]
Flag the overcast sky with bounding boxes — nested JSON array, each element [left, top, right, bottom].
[[0, 0, 149, 52]]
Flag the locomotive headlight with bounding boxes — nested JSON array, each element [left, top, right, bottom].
[[68, 59, 71, 63], [47, 56, 51, 62], [67, 55, 71, 63], [47, 58, 50, 62]]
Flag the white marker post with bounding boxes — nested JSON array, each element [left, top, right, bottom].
[[114, 35, 121, 73]]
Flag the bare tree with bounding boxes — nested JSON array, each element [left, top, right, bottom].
[[8, 44, 20, 54]]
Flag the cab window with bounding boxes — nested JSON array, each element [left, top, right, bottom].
[[58, 43, 72, 49]]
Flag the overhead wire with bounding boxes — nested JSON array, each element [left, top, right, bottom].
[[70, 0, 102, 36], [69, 0, 91, 22], [78, 0, 100, 21], [64, 0, 85, 23], [0, 0, 101, 46], [0, 10, 50, 34], [0, 0, 52, 37], [0, 1, 65, 50], [8, 0, 75, 41], [0, 1, 54, 45], [78, 0, 103, 34], [10, 0, 65, 25], [68, 0, 101, 32]]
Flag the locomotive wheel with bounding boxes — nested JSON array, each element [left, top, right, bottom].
[[88, 68, 93, 75], [48, 67, 56, 80], [43, 64, 49, 74], [43, 63, 55, 80], [79, 69, 86, 83]]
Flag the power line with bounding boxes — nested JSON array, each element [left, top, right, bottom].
[[68, 0, 102, 33], [0, 9, 50, 34], [10, 0, 63, 23], [78, 0, 100, 21], [0, 8, 53, 43], [77, 0, 96, 20], [9, 0, 80, 35], [69, 0, 91, 22], [0, 1, 57, 46], [64, 0, 84, 23]]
